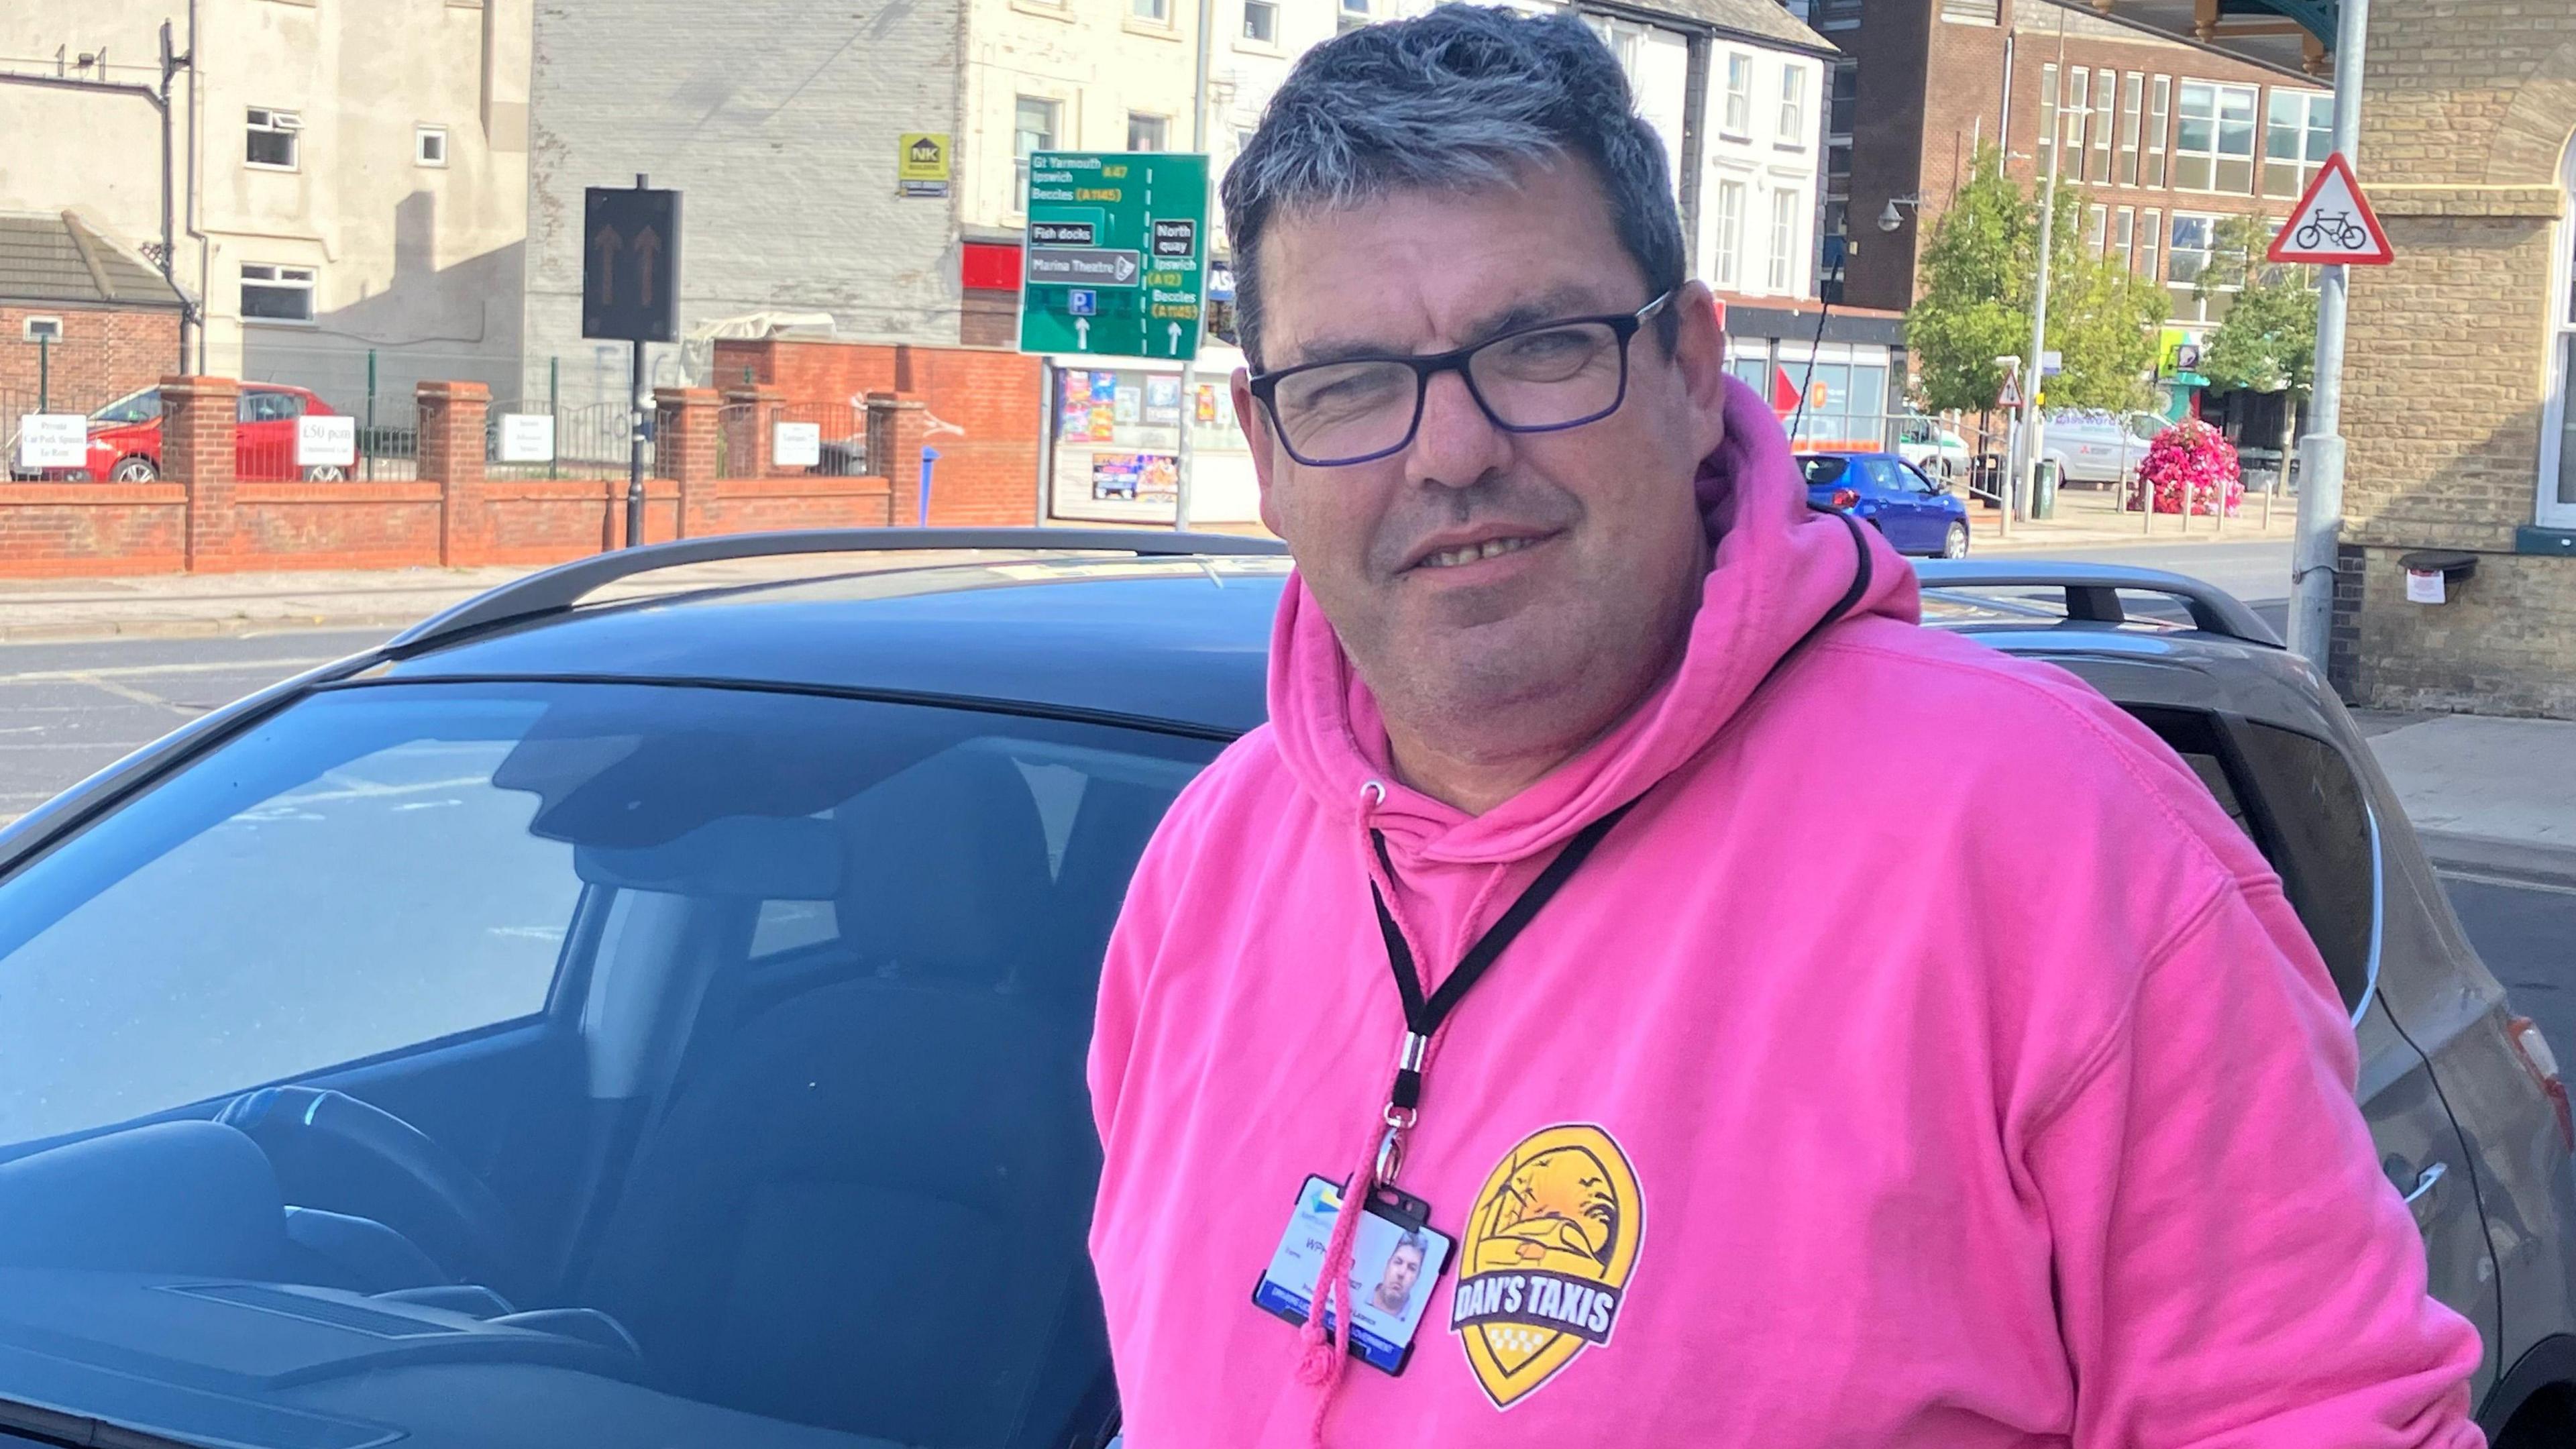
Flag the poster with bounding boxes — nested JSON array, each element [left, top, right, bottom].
[[1144, 375, 1183, 427], [1113, 385, 1142, 426], [1061, 370, 1094, 441], [1195, 384, 1217, 425], [1093, 451, 1177, 502], [1089, 373, 1118, 443]]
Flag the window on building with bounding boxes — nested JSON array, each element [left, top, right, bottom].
[[1778, 66, 1806, 146], [1127, 113, 1168, 151], [2118, 73, 2143, 184], [246, 107, 299, 170], [2176, 80, 2258, 194], [1014, 96, 1059, 211], [1242, 0, 1277, 43], [1937, 0, 2000, 21], [1815, 0, 1862, 26], [1713, 178, 1747, 288], [2084, 203, 2108, 254], [414, 125, 447, 168], [2063, 68, 2090, 167], [1767, 187, 1799, 292], [2112, 205, 2135, 272], [2541, 144, 2576, 526], [2091, 68, 2115, 182], [1723, 53, 1752, 137], [2038, 64, 2059, 176], [21, 316, 62, 343], [2141, 206, 2163, 281], [1337, 0, 1368, 32], [2263, 89, 2334, 200], [240, 263, 316, 323], [1825, 60, 1856, 239], [1132, 0, 1169, 23], [2145, 76, 2171, 188]]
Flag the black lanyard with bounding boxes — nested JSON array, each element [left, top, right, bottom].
[[1366, 796, 1639, 1147], [1358, 506, 1872, 1179]]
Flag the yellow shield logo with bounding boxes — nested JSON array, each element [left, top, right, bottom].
[[1449, 1123, 1645, 1409]]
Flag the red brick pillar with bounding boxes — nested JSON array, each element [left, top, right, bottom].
[[420, 380, 490, 566], [655, 387, 719, 539], [722, 385, 783, 478], [162, 374, 238, 571], [865, 392, 928, 525]]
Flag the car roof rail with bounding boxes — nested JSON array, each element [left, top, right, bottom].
[[388, 527, 1291, 651], [1913, 559, 2282, 647]]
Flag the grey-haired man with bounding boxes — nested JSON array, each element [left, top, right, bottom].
[[1085, 7, 2481, 1447]]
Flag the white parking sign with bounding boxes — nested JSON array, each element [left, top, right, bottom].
[[297, 414, 358, 468], [773, 421, 822, 469], [14, 414, 88, 470], [496, 413, 556, 464]]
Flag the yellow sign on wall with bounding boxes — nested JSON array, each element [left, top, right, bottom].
[[899, 133, 952, 195]]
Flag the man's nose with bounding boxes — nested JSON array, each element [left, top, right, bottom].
[[1403, 367, 1510, 490]]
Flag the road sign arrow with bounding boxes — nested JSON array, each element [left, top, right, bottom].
[[1076, 317, 1090, 350], [1168, 321, 1182, 356], [591, 226, 621, 304]]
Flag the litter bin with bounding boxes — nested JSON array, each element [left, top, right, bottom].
[[2032, 458, 2061, 520]]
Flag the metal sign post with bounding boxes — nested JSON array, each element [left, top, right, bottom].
[[583, 175, 684, 549], [2289, 0, 2376, 672]]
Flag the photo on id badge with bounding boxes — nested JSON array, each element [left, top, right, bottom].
[[1252, 1175, 1455, 1373]]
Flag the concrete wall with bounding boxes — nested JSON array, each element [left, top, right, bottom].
[[0, 0, 531, 403], [2331, 4, 2576, 717], [523, 0, 963, 409]]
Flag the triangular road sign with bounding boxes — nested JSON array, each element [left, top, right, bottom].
[[1997, 374, 2023, 410], [2270, 152, 2394, 265]]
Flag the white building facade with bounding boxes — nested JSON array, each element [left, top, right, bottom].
[[0, 0, 532, 409]]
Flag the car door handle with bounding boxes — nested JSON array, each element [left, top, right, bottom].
[[2402, 1161, 2448, 1221]]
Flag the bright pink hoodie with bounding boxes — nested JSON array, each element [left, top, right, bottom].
[[1088, 375, 2483, 1448]]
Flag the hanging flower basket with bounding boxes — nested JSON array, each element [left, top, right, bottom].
[[2124, 417, 2244, 517]]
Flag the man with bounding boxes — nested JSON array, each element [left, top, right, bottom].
[[1087, 8, 2482, 1446], [1369, 1233, 1427, 1319]]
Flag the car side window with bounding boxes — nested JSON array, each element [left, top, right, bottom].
[[239, 391, 302, 423], [1900, 462, 1939, 493], [1865, 458, 1904, 494]]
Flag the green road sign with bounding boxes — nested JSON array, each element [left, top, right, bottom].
[[1018, 151, 1209, 362]]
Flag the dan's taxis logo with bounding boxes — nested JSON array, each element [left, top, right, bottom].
[[1448, 1123, 1645, 1408]]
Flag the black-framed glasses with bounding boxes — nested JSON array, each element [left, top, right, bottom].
[[1246, 291, 1674, 468]]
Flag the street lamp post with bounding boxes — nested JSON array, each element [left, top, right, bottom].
[[2014, 8, 2070, 534], [2288, 0, 2375, 672]]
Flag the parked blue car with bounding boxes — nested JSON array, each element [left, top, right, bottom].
[[1801, 450, 1972, 558]]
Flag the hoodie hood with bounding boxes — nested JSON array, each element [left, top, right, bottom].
[[1266, 372, 1921, 866]]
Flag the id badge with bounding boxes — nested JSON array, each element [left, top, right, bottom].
[[1251, 1174, 1454, 1375]]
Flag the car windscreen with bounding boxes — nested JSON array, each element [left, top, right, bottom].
[[1800, 456, 1850, 486], [0, 680, 1222, 1449], [88, 388, 159, 426]]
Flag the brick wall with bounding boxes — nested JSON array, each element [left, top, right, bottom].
[[2330, 5, 2576, 715], [716, 337, 1040, 525], [0, 374, 916, 577], [0, 305, 179, 414]]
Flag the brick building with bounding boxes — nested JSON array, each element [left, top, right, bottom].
[[2067, 1, 2576, 719], [1813, 0, 2318, 423], [0, 211, 186, 416]]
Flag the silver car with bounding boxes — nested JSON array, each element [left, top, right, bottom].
[[2041, 409, 2169, 486]]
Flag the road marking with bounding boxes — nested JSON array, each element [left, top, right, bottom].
[[0, 657, 333, 685], [2437, 868, 2576, 898], [64, 672, 188, 713]]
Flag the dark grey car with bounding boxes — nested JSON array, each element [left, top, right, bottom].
[[0, 532, 2562, 1449]]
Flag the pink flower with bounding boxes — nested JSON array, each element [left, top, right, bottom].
[[2129, 418, 2243, 516]]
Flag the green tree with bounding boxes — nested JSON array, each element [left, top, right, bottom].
[[2039, 182, 2168, 411], [1906, 146, 2033, 413], [1906, 145, 2166, 414], [2196, 213, 2316, 398]]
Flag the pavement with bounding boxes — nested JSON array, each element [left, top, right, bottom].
[[1970, 480, 2298, 551], [2357, 710, 2576, 886]]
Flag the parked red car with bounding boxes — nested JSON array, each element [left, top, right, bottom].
[[11, 384, 350, 482]]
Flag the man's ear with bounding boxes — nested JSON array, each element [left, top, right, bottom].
[[1668, 281, 1730, 460], [1234, 366, 1289, 537]]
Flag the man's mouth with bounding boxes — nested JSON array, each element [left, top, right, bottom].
[[1409, 533, 1552, 572]]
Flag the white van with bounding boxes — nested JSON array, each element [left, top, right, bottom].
[[2041, 410, 2167, 486]]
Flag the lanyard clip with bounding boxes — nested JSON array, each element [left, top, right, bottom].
[[1384, 1030, 1427, 1132]]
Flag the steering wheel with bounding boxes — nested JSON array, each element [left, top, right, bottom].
[[218, 1085, 526, 1295]]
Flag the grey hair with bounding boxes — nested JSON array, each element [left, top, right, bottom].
[[1221, 3, 1684, 370]]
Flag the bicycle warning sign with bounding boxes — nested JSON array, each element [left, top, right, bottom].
[[2271, 152, 2394, 266]]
